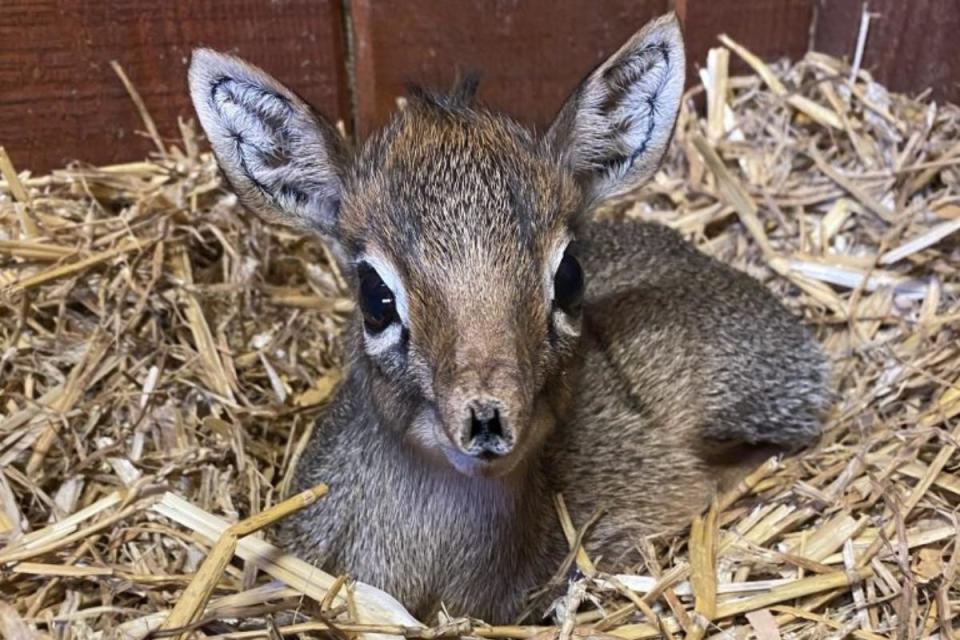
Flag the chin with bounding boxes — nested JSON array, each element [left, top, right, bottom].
[[442, 446, 520, 479], [406, 408, 531, 479]]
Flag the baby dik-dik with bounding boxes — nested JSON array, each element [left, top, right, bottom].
[[189, 13, 827, 624]]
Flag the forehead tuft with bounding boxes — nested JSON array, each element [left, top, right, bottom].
[[343, 103, 577, 272]]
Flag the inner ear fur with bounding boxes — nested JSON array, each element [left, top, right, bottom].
[[188, 48, 349, 238], [545, 13, 686, 205]]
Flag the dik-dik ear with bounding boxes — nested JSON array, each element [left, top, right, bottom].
[[188, 49, 348, 238], [545, 13, 685, 205]]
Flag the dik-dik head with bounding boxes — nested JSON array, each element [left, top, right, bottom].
[[189, 14, 685, 478]]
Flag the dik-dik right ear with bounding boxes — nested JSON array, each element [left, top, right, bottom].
[[545, 13, 685, 205], [188, 49, 348, 238]]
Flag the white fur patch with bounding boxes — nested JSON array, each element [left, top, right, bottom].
[[544, 237, 571, 304], [363, 322, 404, 356], [552, 309, 582, 338]]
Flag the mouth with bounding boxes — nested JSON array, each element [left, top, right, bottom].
[[407, 409, 517, 477], [440, 441, 518, 478]]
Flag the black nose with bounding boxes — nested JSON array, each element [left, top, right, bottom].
[[464, 402, 512, 458]]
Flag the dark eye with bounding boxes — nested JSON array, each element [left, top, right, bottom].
[[553, 248, 584, 314], [357, 263, 399, 333]]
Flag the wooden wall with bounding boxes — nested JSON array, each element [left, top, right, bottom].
[[1, 0, 958, 173], [0, 0, 348, 172], [814, 0, 959, 105], [677, 0, 813, 84], [350, 0, 668, 136]]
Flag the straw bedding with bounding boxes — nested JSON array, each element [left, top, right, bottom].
[[1, 39, 959, 640]]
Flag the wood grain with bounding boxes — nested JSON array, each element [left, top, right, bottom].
[[814, 0, 960, 104], [349, 0, 670, 136], [0, 0, 349, 172], [676, 0, 814, 88]]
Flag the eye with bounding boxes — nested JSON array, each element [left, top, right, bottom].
[[553, 248, 584, 314], [357, 263, 399, 333]]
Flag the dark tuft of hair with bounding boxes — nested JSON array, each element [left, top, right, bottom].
[[405, 72, 482, 112]]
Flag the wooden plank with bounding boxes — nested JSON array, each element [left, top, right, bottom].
[[350, 0, 670, 137], [0, 0, 349, 173], [814, 0, 960, 104], [676, 0, 814, 88]]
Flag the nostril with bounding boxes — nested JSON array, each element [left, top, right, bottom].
[[464, 402, 512, 458], [469, 408, 481, 440], [487, 410, 503, 437], [469, 406, 503, 439]]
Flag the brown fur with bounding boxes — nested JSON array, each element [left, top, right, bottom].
[[188, 13, 828, 624]]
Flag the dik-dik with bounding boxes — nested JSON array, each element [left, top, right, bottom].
[[189, 14, 827, 624]]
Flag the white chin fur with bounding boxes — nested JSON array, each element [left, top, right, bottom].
[[442, 444, 517, 479]]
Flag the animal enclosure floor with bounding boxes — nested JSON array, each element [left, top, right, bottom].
[[1, 42, 959, 639]]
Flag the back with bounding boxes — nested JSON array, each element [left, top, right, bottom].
[[581, 219, 826, 448], [550, 220, 827, 563]]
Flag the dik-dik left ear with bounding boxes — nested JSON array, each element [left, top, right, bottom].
[[545, 13, 685, 205], [188, 49, 348, 238]]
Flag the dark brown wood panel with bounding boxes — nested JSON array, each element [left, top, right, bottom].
[[0, 0, 349, 172], [350, 0, 670, 137], [814, 0, 960, 104], [676, 0, 814, 87]]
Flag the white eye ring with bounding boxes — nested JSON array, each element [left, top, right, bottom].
[[552, 306, 582, 337], [545, 237, 582, 337], [545, 237, 572, 306], [363, 323, 404, 355], [356, 252, 409, 356]]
